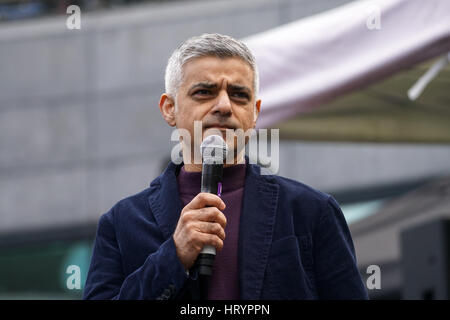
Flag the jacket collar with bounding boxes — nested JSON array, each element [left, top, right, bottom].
[[148, 157, 279, 299], [147, 160, 184, 239]]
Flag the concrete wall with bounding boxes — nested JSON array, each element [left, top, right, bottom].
[[278, 142, 450, 193], [1, 0, 450, 234]]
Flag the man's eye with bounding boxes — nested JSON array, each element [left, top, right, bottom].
[[231, 92, 249, 99], [194, 89, 211, 95]]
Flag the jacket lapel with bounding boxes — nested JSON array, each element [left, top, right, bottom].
[[238, 163, 279, 299], [148, 161, 183, 239]]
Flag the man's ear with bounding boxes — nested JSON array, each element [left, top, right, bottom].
[[253, 99, 261, 127], [159, 93, 176, 127]]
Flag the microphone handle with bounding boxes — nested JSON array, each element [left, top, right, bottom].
[[200, 163, 223, 194], [196, 163, 223, 276]]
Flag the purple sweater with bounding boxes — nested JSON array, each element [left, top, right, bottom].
[[177, 163, 246, 300]]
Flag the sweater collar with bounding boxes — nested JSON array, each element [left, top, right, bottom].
[[177, 161, 246, 195]]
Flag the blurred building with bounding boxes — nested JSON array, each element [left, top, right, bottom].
[[0, 0, 449, 299], [0, 1, 176, 22]]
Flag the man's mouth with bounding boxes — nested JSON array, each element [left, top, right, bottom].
[[204, 125, 235, 131]]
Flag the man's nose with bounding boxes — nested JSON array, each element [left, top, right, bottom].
[[211, 90, 232, 116]]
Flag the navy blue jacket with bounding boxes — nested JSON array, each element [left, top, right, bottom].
[[83, 159, 368, 300]]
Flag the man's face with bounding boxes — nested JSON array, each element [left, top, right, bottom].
[[161, 56, 261, 164]]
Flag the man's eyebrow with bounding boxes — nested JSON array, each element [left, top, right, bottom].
[[228, 84, 251, 93], [189, 82, 217, 91], [189, 82, 252, 96]]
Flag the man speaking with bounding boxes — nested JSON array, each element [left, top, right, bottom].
[[83, 33, 368, 300]]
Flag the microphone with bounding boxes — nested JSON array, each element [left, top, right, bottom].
[[195, 134, 229, 276]]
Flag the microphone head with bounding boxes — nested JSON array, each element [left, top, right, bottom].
[[200, 134, 228, 164]]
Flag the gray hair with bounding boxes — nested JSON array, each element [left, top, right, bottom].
[[164, 33, 259, 100]]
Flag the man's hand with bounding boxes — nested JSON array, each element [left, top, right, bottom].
[[173, 192, 227, 271]]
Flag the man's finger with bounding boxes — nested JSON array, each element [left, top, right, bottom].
[[192, 221, 226, 240], [183, 207, 227, 229], [185, 192, 226, 211]]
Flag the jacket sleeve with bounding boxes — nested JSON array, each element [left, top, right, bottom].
[[83, 210, 191, 300], [313, 196, 369, 299]]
